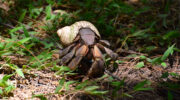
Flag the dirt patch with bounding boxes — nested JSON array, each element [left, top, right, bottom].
[[4, 69, 61, 100]]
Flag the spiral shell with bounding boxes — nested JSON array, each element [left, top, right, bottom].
[[57, 21, 100, 45]]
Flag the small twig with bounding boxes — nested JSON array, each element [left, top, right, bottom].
[[18, 43, 42, 65], [119, 35, 131, 52], [104, 70, 121, 81]]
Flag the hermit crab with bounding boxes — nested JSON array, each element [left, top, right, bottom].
[[57, 21, 118, 78]]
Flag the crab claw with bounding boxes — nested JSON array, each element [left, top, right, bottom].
[[68, 45, 89, 70], [87, 45, 104, 78]]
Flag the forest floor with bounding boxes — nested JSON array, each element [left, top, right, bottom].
[[0, 52, 179, 100], [0, 0, 180, 100]]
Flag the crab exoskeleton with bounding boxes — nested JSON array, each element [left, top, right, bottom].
[[57, 21, 118, 78]]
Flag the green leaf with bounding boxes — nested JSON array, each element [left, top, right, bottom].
[[135, 6, 150, 15], [64, 72, 77, 75], [55, 85, 62, 93], [16, 68, 25, 78], [19, 9, 27, 22], [135, 62, 144, 68], [161, 62, 167, 68], [145, 46, 157, 52], [168, 91, 173, 100], [2, 74, 13, 82], [111, 80, 124, 87], [90, 90, 108, 95], [75, 80, 88, 90], [135, 87, 153, 91], [51, 65, 61, 71], [64, 81, 76, 90], [132, 29, 149, 37], [59, 66, 71, 72], [55, 78, 65, 93], [32, 94, 47, 100], [174, 47, 180, 52], [4, 42, 14, 49], [111, 79, 125, 96], [17, 37, 31, 44], [115, 60, 124, 64], [84, 86, 99, 92], [146, 58, 152, 63], [139, 55, 146, 60], [161, 72, 169, 78], [4, 85, 15, 94], [0, 74, 13, 87], [167, 83, 180, 89], [133, 80, 150, 91], [169, 72, 179, 77], [127, 54, 137, 57], [8, 64, 18, 70], [122, 93, 133, 98], [0, 51, 12, 56], [161, 44, 174, 61], [151, 57, 162, 64], [163, 30, 180, 40], [41, 41, 54, 49], [46, 0, 55, 5], [0, 80, 7, 87], [22, 25, 30, 37], [9, 26, 23, 34], [0, 88, 3, 95], [45, 5, 52, 20]]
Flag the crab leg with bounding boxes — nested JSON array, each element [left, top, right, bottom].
[[59, 43, 80, 65], [68, 45, 89, 70], [104, 47, 118, 60], [96, 43, 118, 60], [87, 45, 104, 78], [99, 40, 110, 47], [59, 43, 75, 58]]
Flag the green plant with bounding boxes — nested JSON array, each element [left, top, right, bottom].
[[55, 79, 108, 99], [148, 44, 175, 67], [0, 74, 15, 97], [1, 64, 25, 78], [111, 79, 152, 98]]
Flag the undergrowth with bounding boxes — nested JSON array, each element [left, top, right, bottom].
[[0, 0, 180, 99]]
